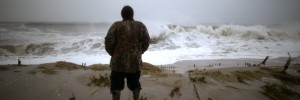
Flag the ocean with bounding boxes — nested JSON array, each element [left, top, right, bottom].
[[0, 22, 299, 65]]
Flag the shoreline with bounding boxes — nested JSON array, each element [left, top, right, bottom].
[[160, 57, 300, 73], [2, 56, 299, 67], [1, 56, 299, 75]]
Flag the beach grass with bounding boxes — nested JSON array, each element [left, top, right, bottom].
[[141, 62, 161, 75], [55, 61, 82, 70], [189, 69, 271, 83], [27, 70, 37, 75], [190, 76, 206, 83], [188, 70, 235, 83], [38, 61, 83, 71], [88, 64, 110, 71], [169, 86, 181, 98], [260, 67, 300, 85], [260, 67, 281, 73], [272, 73, 300, 85], [140, 95, 148, 100], [169, 80, 182, 98], [208, 98, 214, 100], [157, 73, 168, 77], [0, 66, 9, 71], [204, 70, 236, 82], [232, 70, 266, 83], [261, 83, 300, 100], [37, 64, 57, 75], [41, 68, 56, 75], [87, 73, 110, 87]]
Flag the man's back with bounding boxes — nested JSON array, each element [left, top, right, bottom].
[[105, 6, 149, 100], [105, 20, 150, 73]]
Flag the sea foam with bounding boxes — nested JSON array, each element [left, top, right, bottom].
[[0, 23, 299, 65]]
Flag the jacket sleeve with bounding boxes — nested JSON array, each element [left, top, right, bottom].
[[140, 23, 150, 54], [105, 23, 117, 56]]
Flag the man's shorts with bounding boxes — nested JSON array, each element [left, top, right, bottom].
[[110, 71, 141, 92]]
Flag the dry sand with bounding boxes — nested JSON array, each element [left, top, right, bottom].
[[0, 58, 299, 100]]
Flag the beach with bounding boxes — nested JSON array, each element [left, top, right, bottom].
[[1, 1, 300, 100], [1, 58, 299, 100], [1, 21, 300, 100]]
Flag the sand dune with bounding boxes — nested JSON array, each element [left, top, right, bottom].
[[0, 59, 299, 100]]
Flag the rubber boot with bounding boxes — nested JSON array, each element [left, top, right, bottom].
[[132, 90, 140, 100], [111, 91, 121, 100]]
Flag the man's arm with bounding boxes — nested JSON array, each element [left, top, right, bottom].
[[140, 23, 150, 54], [105, 23, 117, 56]]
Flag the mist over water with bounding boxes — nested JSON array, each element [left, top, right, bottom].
[[0, 22, 299, 65], [1, 0, 300, 24]]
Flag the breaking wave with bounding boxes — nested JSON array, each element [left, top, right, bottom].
[[0, 38, 104, 56], [150, 24, 299, 50], [0, 23, 299, 65]]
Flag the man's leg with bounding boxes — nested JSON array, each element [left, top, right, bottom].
[[126, 71, 142, 100], [110, 71, 125, 100], [111, 91, 121, 100]]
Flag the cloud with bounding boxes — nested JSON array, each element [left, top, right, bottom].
[[0, 0, 299, 25]]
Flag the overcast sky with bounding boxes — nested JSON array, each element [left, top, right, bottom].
[[0, 0, 300, 25]]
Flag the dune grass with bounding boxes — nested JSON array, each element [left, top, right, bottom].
[[55, 61, 82, 70], [87, 73, 110, 87], [84, 62, 162, 75], [204, 70, 236, 82], [169, 86, 181, 98], [191, 76, 206, 83], [260, 67, 300, 85], [272, 73, 300, 85], [0, 66, 9, 71], [38, 64, 57, 75], [41, 68, 56, 75], [35, 61, 84, 75], [88, 64, 110, 71], [141, 62, 161, 76], [169, 80, 182, 98], [232, 70, 266, 83], [208, 98, 214, 100], [189, 69, 273, 84], [157, 73, 169, 77], [27, 70, 37, 75], [189, 70, 236, 83], [261, 83, 300, 100], [260, 67, 281, 73], [140, 95, 148, 100]]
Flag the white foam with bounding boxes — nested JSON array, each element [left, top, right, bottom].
[[0, 23, 300, 65]]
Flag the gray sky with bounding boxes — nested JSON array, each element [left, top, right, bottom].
[[0, 0, 300, 25]]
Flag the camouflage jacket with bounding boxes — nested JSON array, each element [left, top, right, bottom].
[[105, 20, 150, 73]]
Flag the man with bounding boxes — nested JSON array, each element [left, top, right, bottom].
[[104, 5, 150, 100]]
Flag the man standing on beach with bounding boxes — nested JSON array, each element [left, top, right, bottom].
[[105, 5, 150, 100]]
